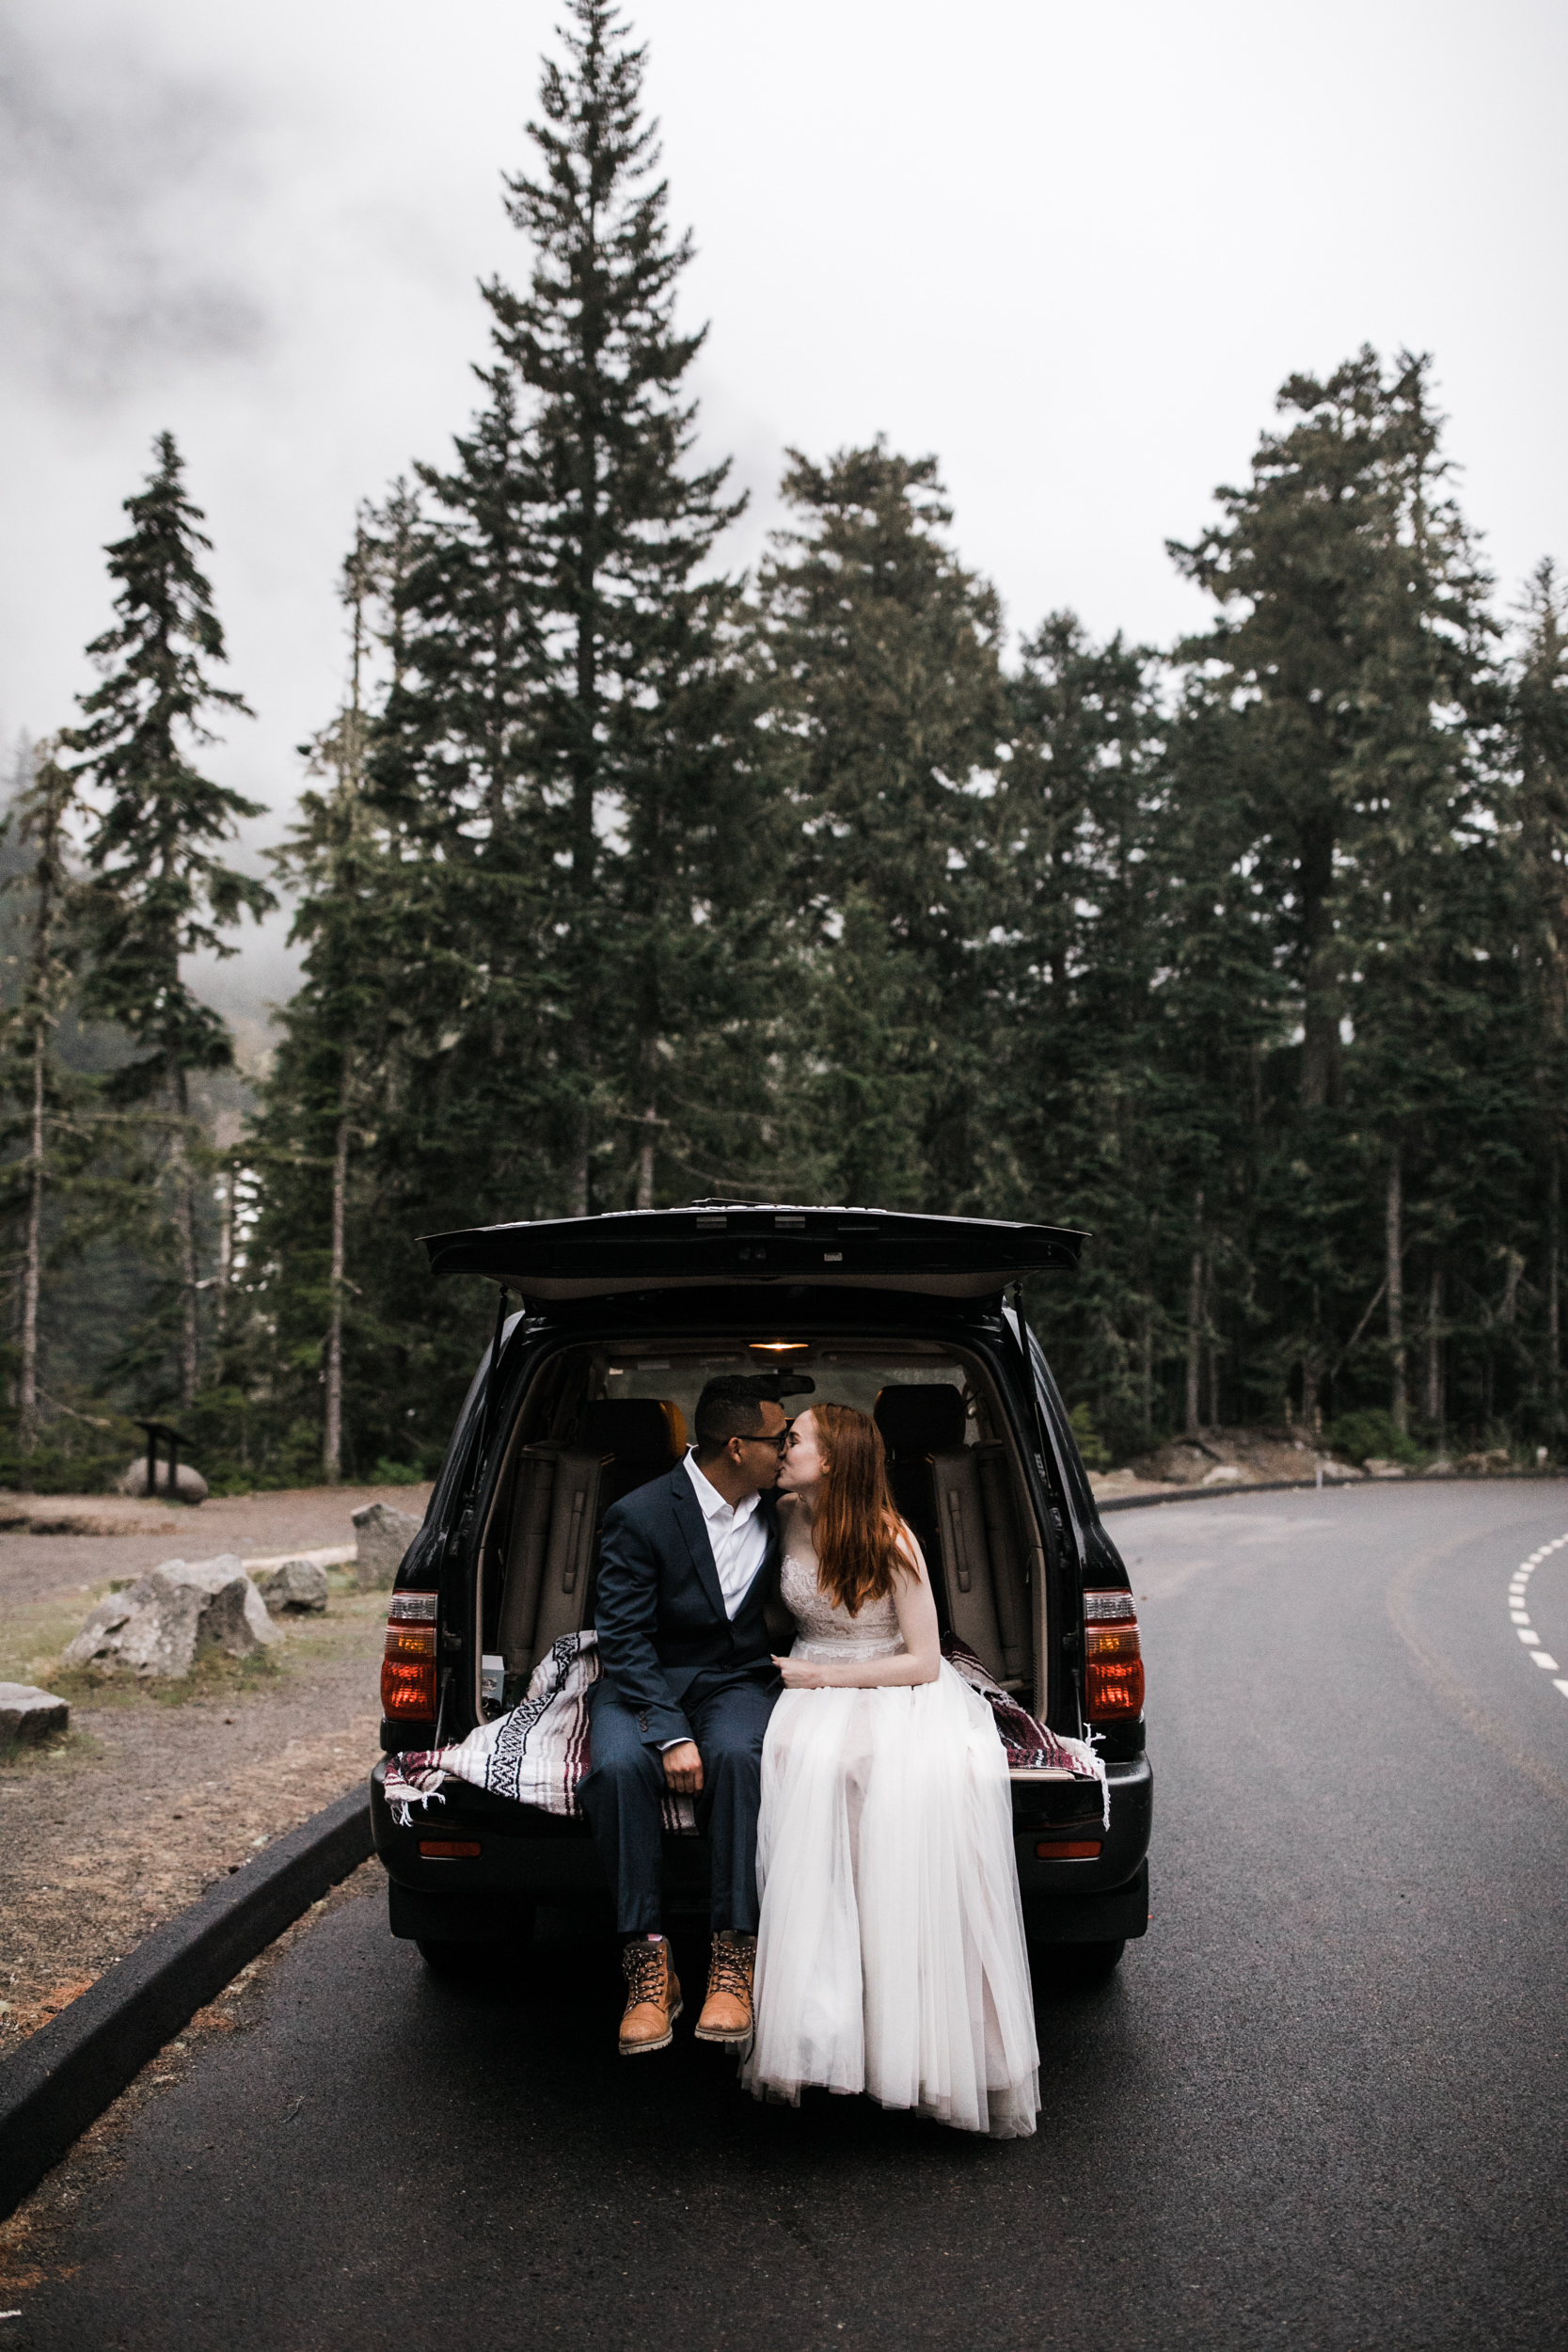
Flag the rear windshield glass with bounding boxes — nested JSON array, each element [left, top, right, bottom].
[[601, 1343, 974, 1438]]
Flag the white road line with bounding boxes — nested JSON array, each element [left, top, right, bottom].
[[1507, 1534, 1568, 1700]]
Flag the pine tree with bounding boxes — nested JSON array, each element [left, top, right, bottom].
[[372, 0, 749, 1222], [244, 499, 430, 1484], [754, 442, 1007, 1210], [494, 0, 746, 1209], [992, 614, 1178, 1446], [1171, 351, 1501, 1435], [1508, 560, 1568, 1446], [0, 739, 83, 1481], [66, 432, 273, 1410]]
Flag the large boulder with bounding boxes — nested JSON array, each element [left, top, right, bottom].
[[253, 1557, 330, 1614], [118, 1456, 209, 1504], [63, 1555, 280, 1678], [0, 1684, 69, 1742], [352, 1502, 423, 1592]]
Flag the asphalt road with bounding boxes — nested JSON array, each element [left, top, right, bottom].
[[12, 1483, 1568, 2352]]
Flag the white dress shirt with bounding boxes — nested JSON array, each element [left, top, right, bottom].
[[682, 1449, 769, 1616]]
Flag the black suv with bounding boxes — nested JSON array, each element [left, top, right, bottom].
[[370, 1203, 1151, 1972]]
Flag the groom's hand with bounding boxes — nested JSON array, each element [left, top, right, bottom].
[[662, 1740, 704, 1795]]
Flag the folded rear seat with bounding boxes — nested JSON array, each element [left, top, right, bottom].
[[874, 1385, 968, 1632], [496, 1398, 687, 1677], [578, 1398, 687, 1513], [875, 1385, 1026, 1688], [928, 1447, 1006, 1681]]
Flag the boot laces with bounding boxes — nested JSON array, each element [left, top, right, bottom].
[[623, 1940, 668, 2006], [708, 1934, 754, 2000]]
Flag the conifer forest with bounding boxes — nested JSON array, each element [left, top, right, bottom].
[[5, 0, 1566, 1495]]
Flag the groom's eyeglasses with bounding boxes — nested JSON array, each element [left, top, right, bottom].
[[740, 1432, 789, 1454]]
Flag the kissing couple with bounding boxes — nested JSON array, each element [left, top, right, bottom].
[[579, 1372, 1041, 2138]]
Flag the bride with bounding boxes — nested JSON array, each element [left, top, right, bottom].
[[742, 1402, 1040, 2138]]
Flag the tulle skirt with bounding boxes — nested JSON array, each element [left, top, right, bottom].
[[741, 1660, 1040, 2138]]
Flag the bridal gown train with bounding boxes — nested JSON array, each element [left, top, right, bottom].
[[742, 1528, 1040, 2138]]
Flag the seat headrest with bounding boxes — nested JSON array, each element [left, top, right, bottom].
[[578, 1398, 687, 1458], [873, 1384, 967, 1456]]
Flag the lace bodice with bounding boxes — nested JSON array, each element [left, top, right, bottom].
[[780, 1509, 908, 1662]]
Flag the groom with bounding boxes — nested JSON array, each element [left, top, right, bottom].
[[582, 1372, 800, 2056]]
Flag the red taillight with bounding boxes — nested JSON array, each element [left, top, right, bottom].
[[382, 1606, 437, 1721], [1036, 1839, 1102, 1860], [1084, 1591, 1145, 1720], [419, 1839, 482, 1859]]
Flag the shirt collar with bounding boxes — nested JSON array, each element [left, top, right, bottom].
[[684, 1449, 761, 1524]]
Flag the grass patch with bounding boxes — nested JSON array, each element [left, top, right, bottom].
[[0, 1727, 105, 1779], [0, 1592, 108, 1692], [7, 1583, 386, 1718]]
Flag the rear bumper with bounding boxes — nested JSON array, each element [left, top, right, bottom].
[[372, 1747, 1152, 1946]]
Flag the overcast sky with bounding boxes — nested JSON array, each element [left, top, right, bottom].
[[2, 0, 1564, 1041]]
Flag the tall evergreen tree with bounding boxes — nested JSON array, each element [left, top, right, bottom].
[[373, 0, 748, 1223], [65, 432, 273, 1409], [495, 0, 745, 1211], [754, 442, 1007, 1210], [0, 739, 84, 1480], [991, 615, 1179, 1444], [1171, 350, 1501, 1433], [1508, 559, 1568, 1443]]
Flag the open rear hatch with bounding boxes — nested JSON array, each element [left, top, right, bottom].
[[421, 1201, 1085, 1301]]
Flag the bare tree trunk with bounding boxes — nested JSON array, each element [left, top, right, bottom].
[[1550, 1152, 1561, 1446], [1386, 1156, 1407, 1434], [1299, 1348, 1320, 1440], [214, 1163, 234, 1343], [1138, 1308, 1153, 1438], [1298, 814, 1338, 1108], [169, 1066, 198, 1411], [1424, 1265, 1444, 1432], [634, 1030, 658, 1213], [635, 1111, 657, 1213], [1500, 1249, 1523, 1325], [17, 1018, 45, 1487], [13, 744, 71, 1485], [325, 1063, 350, 1484], [569, 1103, 590, 1219], [1185, 1191, 1204, 1437]]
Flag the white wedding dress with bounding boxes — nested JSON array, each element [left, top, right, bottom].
[[741, 1520, 1040, 2138]]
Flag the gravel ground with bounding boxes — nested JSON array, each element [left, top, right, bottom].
[[0, 1483, 432, 1612], [0, 1485, 432, 2055]]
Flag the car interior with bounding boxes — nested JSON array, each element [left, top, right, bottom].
[[474, 1336, 1048, 1719]]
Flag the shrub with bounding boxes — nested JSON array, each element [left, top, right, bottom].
[[1069, 1401, 1111, 1471], [1323, 1408, 1427, 1469], [372, 1457, 426, 1486]]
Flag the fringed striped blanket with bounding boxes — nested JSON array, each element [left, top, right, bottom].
[[383, 1631, 697, 1835], [383, 1629, 1105, 1831], [942, 1635, 1109, 1827]]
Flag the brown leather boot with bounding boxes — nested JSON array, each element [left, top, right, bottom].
[[694, 1931, 755, 2044], [619, 1936, 682, 2057]]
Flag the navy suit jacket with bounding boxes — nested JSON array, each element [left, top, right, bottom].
[[593, 1463, 789, 1749]]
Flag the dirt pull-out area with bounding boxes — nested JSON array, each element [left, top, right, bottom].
[[0, 1484, 431, 2056]]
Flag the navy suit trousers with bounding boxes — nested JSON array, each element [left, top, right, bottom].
[[580, 1667, 777, 1933]]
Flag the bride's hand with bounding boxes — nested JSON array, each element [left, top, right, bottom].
[[773, 1654, 830, 1689]]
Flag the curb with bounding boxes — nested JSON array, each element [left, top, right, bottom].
[[0, 1783, 374, 2222], [1098, 1470, 1568, 1513]]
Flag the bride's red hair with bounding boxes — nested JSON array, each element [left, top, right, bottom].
[[809, 1403, 916, 1615]]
